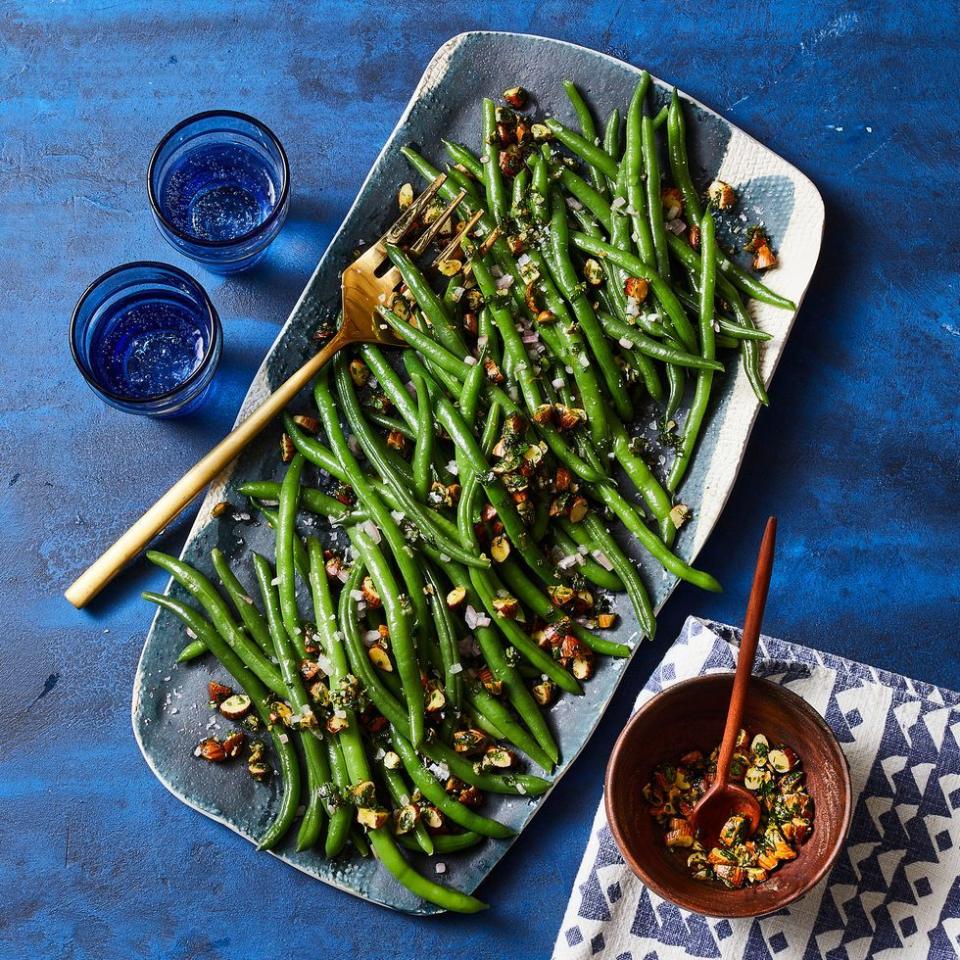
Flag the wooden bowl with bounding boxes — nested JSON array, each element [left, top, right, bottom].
[[605, 674, 852, 917]]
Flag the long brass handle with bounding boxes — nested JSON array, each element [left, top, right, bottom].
[[64, 334, 346, 609]]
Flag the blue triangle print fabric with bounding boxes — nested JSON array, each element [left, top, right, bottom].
[[553, 617, 960, 960]]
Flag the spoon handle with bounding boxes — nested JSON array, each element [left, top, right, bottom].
[[714, 516, 777, 787]]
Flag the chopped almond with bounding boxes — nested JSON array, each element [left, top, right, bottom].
[[624, 276, 649, 302], [198, 738, 227, 762], [753, 242, 777, 271], [660, 186, 684, 220], [490, 535, 511, 563], [502, 86, 528, 109], [292, 414, 319, 434], [349, 358, 370, 387], [708, 179, 736, 210], [361, 576, 382, 608], [492, 595, 519, 618], [208, 681, 232, 704]]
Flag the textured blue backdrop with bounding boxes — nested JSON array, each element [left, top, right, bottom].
[[1, 2, 957, 959]]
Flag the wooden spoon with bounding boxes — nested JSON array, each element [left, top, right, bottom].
[[687, 516, 777, 849]]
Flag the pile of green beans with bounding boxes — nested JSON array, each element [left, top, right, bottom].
[[147, 77, 792, 913]]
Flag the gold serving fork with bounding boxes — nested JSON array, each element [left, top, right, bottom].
[[65, 174, 472, 608]]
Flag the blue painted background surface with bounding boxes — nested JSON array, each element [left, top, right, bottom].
[[1, 2, 957, 958]]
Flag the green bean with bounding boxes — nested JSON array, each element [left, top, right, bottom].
[[420, 740, 551, 796], [391, 730, 514, 839], [596, 310, 724, 371], [238, 480, 351, 522], [443, 162, 484, 203], [465, 267, 601, 483], [717, 253, 796, 311], [671, 287, 771, 342], [667, 195, 797, 310], [653, 103, 668, 130], [469, 565, 581, 695], [471, 258, 543, 413], [603, 108, 621, 163], [477, 305, 502, 364], [727, 285, 770, 405], [402, 149, 505, 289], [336, 357, 489, 569], [409, 372, 433, 501], [324, 736, 352, 858], [624, 74, 655, 266], [607, 413, 675, 544], [544, 118, 618, 179], [503, 244, 609, 449], [570, 232, 698, 353], [591, 485, 721, 594], [511, 165, 530, 217], [442, 138, 483, 179], [458, 349, 487, 425], [528, 150, 549, 223], [665, 361, 685, 419], [377, 305, 470, 383], [277, 453, 306, 658], [142, 591, 301, 851], [668, 211, 717, 493], [717, 319, 771, 342], [563, 80, 608, 197], [445, 563, 559, 764], [464, 686, 555, 771], [557, 168, 612, 232], [715, 334, 738, 350], [248, 499, 311, 579], [306, 537, 347, 673], [642, 113, 671, 279], [424, 564, 462, 710], [337, 567, 410, 740], [251, 552, 330, 852], [282, 414, 350, 484], [667, 89, 704, 226], [469, 703, 507, 742], [351, 828, 371, 857], [348, 526, 424, 747], [176, 638, 207, 662], [608, 163, 635, 298], [398, 831, 483, 854], [550, 525, 623, 591], [578, 514, 658, 640], [370, 827, 488, 912], [386, 245, 469, 357], [496, 557, 630, 659], [211, 547, 275, 656], [313, 376, 432, 636], [382, 763, 434, 855], [358, 344, 420, 430], [146, 551, 286, 698], [316, 561, 482, 913], [481, 98, 508, 223], [546, 189, 631, 420], [367, 410, 415, 440], [415, 367, 557, 587]]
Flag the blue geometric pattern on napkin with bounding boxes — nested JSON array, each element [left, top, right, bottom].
[[553, 617, 960, 960]]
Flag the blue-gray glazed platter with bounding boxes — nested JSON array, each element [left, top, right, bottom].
[[132, 31, 824, 914]]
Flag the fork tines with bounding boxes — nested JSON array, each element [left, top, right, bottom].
[[410, 189, 468, 257], [380, 174, 448, 249], [433, 207, 485, 268]]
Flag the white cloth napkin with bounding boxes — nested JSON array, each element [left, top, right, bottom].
[[553, 617, 960, 960]]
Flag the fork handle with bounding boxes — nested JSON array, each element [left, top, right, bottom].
[[64, 333, 347, 609]]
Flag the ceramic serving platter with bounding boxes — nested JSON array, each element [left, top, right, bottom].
[[132, 32, 824, 914]]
